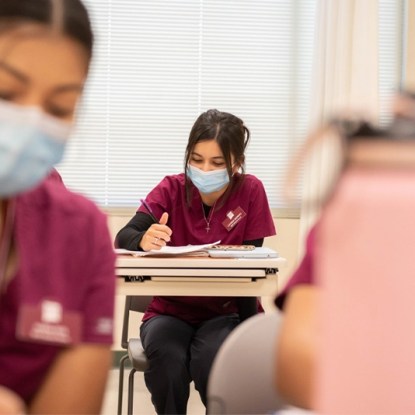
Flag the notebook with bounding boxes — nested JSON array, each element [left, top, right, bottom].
[[115, 241, 220, 257], [207, 247, 278, 258]]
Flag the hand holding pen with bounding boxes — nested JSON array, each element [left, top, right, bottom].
[[139, 199, 172, 251]]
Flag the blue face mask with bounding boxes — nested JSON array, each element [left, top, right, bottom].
[[187, 164, 230, 194], [0, 101, 71, 197]]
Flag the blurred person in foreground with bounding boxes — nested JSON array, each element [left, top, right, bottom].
[[0, 1, 116, 413]]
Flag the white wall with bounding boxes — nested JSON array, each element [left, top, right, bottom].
[[106, 210, 301, 350]]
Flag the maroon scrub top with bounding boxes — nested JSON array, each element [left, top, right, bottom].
[[275, 225, 316, 310], [139, 173, 276, 325], [0, 174, 116, 404]]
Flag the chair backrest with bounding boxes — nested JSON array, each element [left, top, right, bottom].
[[121, 296, 152, 349], [207, 311, 287, 414]]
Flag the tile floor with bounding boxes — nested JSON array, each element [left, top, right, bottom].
[[101, 368, 312, 415], [102, 368, 205, 415]]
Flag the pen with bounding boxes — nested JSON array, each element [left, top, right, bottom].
[[140, 199, 160, 224]]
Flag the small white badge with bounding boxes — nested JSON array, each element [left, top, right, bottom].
[[41, 301, 62, 324], [95, 318, 113, 335]]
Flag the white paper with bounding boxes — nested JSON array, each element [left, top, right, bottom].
[[115, 241, 220, 257], [115, 248, 139, 255]]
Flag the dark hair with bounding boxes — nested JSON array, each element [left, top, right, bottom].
[[0, 0, 93, 61], [184, 109, 250, 204]]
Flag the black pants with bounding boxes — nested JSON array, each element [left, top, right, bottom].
[[140, 314, 240, 415]]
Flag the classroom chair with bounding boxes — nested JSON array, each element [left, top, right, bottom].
[[207, 311, 288, 414], [117, 295, 152, 415]]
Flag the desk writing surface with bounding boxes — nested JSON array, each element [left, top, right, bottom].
[[116, 255, 286, 297], [116, 255, 286, 270]]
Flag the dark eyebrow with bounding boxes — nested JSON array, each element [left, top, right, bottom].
[[0, 62, 83, 96], [0, 61, 28, 84], [49, 84, 84, 96], [192, 151, 224, 160]]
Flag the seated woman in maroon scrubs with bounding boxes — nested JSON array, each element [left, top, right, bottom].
[[116, 109, 276, 414]]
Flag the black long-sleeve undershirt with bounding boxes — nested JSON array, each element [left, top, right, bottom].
[[115, 211, 154, 250]]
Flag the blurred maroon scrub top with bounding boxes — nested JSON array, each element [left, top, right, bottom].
[[275, 226, 316, 310], [0, 174, 116, 404], [138, 173, 276, 325]]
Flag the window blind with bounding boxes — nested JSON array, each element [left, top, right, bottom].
[[57, 0, 404, 211], [379, 0, 405, 125]]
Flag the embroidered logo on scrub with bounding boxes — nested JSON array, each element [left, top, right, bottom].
[[95, 317, 113, 335], [16, 300, 82, 345], [222, 206, 247, 231]]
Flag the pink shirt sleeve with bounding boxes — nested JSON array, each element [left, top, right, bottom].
[[315, 169, 415, 414]]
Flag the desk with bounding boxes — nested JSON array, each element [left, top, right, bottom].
[[116, 255, 286, 296]]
